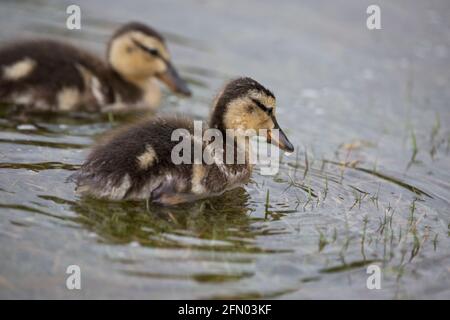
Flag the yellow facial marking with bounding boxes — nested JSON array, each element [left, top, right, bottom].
[[109, 31, 169, 86], [3, 58, 36, 81], [248, 90, 276, 110], [131, 32, 170, 60], [137, 145, 158, 169], [223, 93, 276, 133]]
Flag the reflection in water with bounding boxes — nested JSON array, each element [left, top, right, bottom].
[[68, 188, 262, 251]]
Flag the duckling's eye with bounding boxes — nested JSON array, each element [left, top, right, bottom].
[[251, 98, 273, 116], [132, 39, 160, 58], [246, 105, 255, 113], [146, 48, 159, 57]]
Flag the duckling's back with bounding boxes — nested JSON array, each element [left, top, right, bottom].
[[0, 40, 114, 112], [71, 116, 195, 201], [71, 116, 252, 205]]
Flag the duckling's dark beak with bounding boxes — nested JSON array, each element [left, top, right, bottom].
[[267, 116, 294, 153], [157, 62, 192, 97]]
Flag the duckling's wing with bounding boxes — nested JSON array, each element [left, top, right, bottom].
[[70, 117, 195, 201]]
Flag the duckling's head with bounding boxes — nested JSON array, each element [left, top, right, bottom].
[[107, 22, 191, 96], [210, 77, 294, 152]]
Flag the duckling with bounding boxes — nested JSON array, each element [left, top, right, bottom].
[[0, 22, 191, 113], [70, 77, 294, 205]]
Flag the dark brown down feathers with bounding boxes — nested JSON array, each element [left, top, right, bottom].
[[0, 22, 167, 112], [0, 40, 116, 110], [70, 115, 249, 204], [71, 77, 275, 204]]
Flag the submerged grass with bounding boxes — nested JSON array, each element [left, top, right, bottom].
[[323, 159, 432, 198], [406, 129, 419, 170], [320, 259, 380, 274]]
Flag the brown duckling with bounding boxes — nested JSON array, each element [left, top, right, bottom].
[[0, 22, 191, 113], [70, 77, 294, 205]]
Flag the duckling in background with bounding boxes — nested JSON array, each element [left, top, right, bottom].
[[71, 77, 294, 205], [0, 22, 191, 113]]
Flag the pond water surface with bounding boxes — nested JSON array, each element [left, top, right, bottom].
[[0, 0, 449, 299]]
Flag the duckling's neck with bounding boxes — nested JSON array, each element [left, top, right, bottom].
[[226, 135, 252, 167], [209, 105, 254, 167], [108, 70, 142, 102], [209, 100, 226, 133], [108, 70, 161, 107], [211, 128, 253, 169]]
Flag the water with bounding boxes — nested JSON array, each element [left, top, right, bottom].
[[0, 0, 449, 299]]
